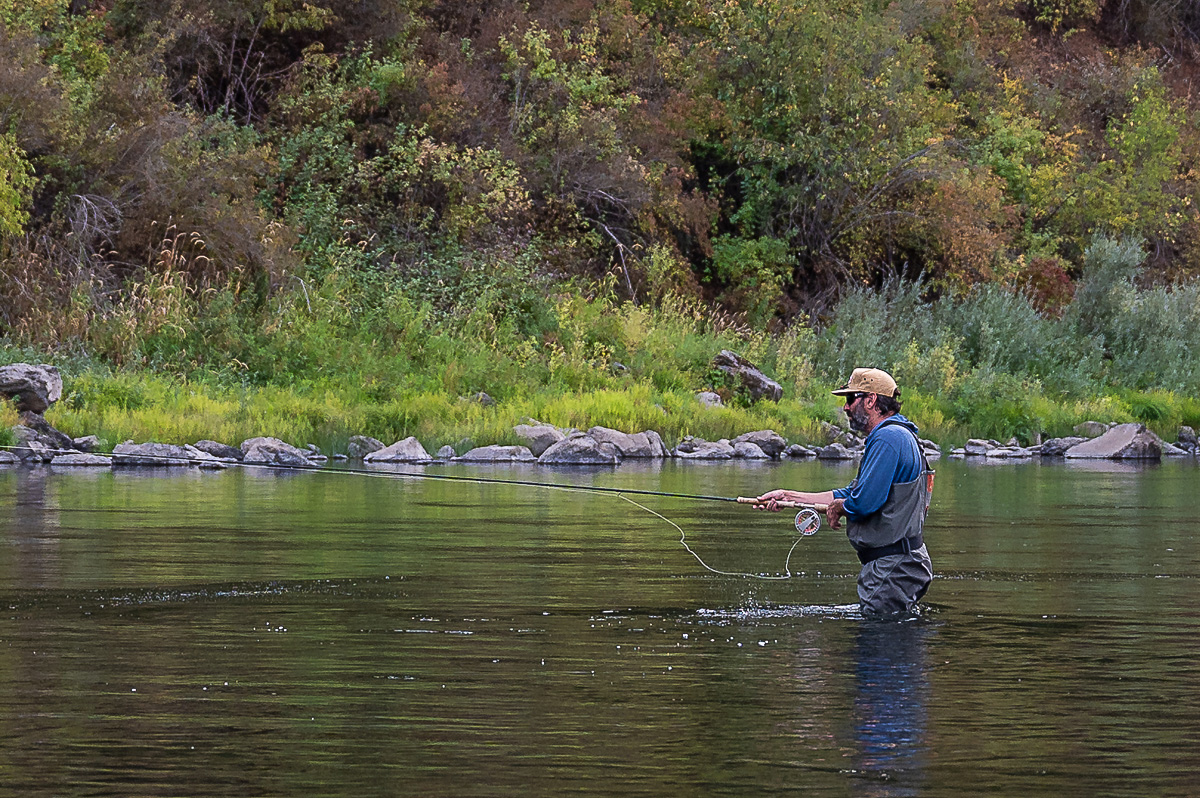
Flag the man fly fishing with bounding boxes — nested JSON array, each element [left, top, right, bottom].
[[754, 368, 934, 616]]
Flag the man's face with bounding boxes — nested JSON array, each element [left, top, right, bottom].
[[845, 393, 871, 432]]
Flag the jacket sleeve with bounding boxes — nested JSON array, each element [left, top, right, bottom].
[[832, 437, 903, 519]]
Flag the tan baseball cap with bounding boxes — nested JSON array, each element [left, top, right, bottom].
[[831, 367, 898, 398]]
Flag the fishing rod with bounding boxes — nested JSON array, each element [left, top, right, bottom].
[[2, 443, 829, 531]]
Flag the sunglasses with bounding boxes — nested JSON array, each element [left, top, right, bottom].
[[843, 392, 869, 405]]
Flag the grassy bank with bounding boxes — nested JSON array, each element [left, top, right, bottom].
[[8, 235, 1199, 455], [31, 369, 1199, 457]]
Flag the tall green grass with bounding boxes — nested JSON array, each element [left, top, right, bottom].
[[9, 234, 1200, 452]]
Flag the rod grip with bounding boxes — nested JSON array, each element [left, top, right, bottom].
[[737, 497, 828, 511]]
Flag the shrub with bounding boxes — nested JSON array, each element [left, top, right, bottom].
[[0, 130, 35, 239], [707, 235, 791, 325], [948, 369, 1048, 444]]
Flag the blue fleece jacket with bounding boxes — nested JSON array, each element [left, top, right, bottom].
[[832, 414, 923, 520]]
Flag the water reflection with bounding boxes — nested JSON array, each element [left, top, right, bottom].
[[849, 618, 932, 796], [0, 460, 1197, 796]]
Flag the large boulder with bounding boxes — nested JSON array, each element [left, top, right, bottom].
[[193, 439, 243, 461], [1073, 420, 1111, 438], [346, 435, 386, 459], [73, 435, 101, 453], [50, 452, 112, 467], [0, 363, 62, 414], [513, 423, 566, 457], [114, 441, 226, 467], [240, 437, 317, 467], [673, 437, 735, 460], [1064, 423, 1161, 460], [732, 430, 787, 459], [14, 412, 76, 456], [363, 436, 433, 464], [587, 426, 670, 458], [1035, 436, 1087, 457], [455, 445, 537, 463], [538, 434, 621, 465], [732, 441, 770, 459], [9, 433, 55, 462], [816, 442, 857, 460], [963, 439, 1000, 456], [712, 350, 783, 403]]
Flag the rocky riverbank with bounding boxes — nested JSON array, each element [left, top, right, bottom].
[[2, 362, 1197, 469]]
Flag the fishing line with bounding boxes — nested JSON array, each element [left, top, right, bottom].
[[613, 492, 811, 580], [1, 444, 821, 578]]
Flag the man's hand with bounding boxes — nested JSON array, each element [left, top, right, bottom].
[[825, 498, 845, 529], [753, 489, 796, 512]]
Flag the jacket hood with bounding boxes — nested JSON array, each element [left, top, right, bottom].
[[876, 413, 920, 438]]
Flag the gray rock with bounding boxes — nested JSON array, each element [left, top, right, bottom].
[[587, 426, 670, 458], [964, 439, 995, 456], [436, 445, 457, 460], [1179, 426, 1197, 446], [16, 412, 76, 453], [538, 435, 621, 465], [1065, 423, 1161, 460], [114, 442, 226, 467], [193, 439, 243, 461], [816, 442, 857, 460], [466, 391, 496, 407], [819, 422, 844, 444], [1035, 437, 1087, 457], [363, 436, 434, 464], [986, 447, 1032, 459], [785, 444, 816, 458], [241, 437, 316, 467], [1074, 421, 1111, 438], [673, 437, 735, 460], [1162, 441, 1190, 457], [456, 444, 536, 463], [0, 450, 18, 465], [513, 423, 566, 457], [0, 363, 62, 413], [732, 430, 787, 459], [10, 436, 54, 462], [73, 435, 101, 453], [50, 452, 112, 466], [732, 441, 770, 459], [712, 350, 783, 403], [346, 435, 386, 459], [696, 391, 723, 408]]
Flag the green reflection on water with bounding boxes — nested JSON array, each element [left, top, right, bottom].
[[0, 459, 1197, 796]]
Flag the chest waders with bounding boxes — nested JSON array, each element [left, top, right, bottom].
[[845, 423, 935, 616]]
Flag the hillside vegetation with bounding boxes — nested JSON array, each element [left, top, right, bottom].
[[2, 0, 1199, 449]]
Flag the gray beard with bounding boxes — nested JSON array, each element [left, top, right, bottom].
[[847, 404, 870, 433]]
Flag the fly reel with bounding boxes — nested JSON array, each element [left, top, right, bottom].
[[794, 507, 821, 536]]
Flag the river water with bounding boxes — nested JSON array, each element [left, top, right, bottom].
[[0, 457, 1197, 796]]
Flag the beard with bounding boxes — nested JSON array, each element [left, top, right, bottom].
[[847, 403, 871, 433]]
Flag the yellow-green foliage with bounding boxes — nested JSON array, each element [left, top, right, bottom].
[[0, 132, 35, 240], [892, 340, 961, 397], [0, 399, 18, 446]]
